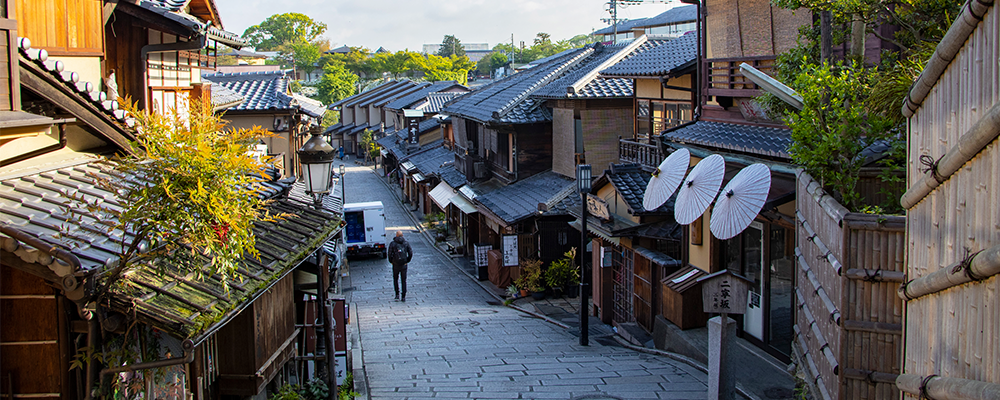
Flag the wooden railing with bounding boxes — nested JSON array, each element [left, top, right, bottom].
[[618, 137, 662, 172], [704, 56, 777, 97]]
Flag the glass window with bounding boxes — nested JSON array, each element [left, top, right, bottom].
[[636, 100, 651, 142], [768, 225, 794, 357]]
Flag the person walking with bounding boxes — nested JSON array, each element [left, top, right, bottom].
[[387, 230, 413, 301]]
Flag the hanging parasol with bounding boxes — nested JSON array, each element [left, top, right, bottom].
[[643, 148, 690, 211], [674, 154, 725, 225], [710, 163, 771, 240]]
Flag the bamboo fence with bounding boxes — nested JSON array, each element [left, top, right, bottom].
[[897, 1, 999, 398]]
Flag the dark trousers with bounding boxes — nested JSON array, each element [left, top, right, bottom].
[[392, 264, 407, 297]]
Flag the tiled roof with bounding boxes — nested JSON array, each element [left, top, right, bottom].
[[323, 122, 345, 135], [416, 118, 442, 135], [17, 38, 130, 124], [202, 71, 293, 111], [603, 163, 674, 215], [662, 121, 792, 159], [292, 93, 327, 118], [358, 81, 425, 108], [134, 1, 245, 48], [443, 47, 594, 124], [542, 190, 580, 216], [475, 171, 577, 224], [621, 220, 684, 241], [531, 42, 631, 99], [640, 5, 697, 27], [385, 81, 467, 111], [0, 160, 341, 342], [593, 6, 696, 35], [330, 80, 402, 108], [437, 165, 466, 189], [210, 83, 245, 110], [343, 81, 414, 108], [405, 144, 452, 176], [326, 45, 351, 54], [224, 49, 268, 58], [421, 92, 466, 113], [593, 18, 650, 35], [601, 31, 697, 77]]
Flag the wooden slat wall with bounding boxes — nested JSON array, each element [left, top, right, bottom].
[[0, 267, 62, 399], [903, 5, 999, 398], [14, 0, 102, 55], [841, 214, 904, 400], [1, 21, 13, 111], [633, 255, 653, 331]]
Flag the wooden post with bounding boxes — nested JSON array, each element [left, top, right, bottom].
[[318, 254, 338, 398]]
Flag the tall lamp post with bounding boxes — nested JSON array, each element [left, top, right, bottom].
[[577, 164, 592, 346], [339, 164, 346, 205], [296, 125, 338, 398]]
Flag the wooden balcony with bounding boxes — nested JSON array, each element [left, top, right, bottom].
[[704, 56, 777, 98], [618, 137, 662, 172]]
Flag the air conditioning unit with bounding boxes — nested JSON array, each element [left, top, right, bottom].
[[474, 161, 488, 179]]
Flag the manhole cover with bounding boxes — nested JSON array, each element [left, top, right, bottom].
[[764, 387, 795, 399], [469, 309, 497, 314], [438, 321, 481, 328]]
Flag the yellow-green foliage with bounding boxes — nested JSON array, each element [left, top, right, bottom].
[[516, 258, 545, 292], [91, 97, 282, 290]]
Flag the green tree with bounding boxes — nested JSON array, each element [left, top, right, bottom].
[[242, 13, 328, 51], [783, 61, 896, 210], [280, 40, 323, 76], [436, 35, 465, 57], [316, 61, 358, 104], [476, 52, 508, 77]]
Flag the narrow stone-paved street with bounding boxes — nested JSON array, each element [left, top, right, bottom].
[[338, 161, 708, 400]]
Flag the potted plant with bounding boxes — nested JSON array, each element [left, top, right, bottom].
[[545, 248, 580, 298], [516, 258, 545, 300]]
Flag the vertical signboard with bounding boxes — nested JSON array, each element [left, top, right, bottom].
[[502, 235, 519, 266]]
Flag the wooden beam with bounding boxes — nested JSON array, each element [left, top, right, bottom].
[[842, 319, 902, 335]]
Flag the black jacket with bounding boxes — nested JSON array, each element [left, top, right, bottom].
[[388, 236, 412, 267]]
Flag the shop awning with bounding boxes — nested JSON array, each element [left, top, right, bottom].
[[429, 182, 454, 209], [450, 192, 478, 214], [569, 219, 620, 245]]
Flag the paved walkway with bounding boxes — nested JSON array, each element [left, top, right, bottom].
[[338, 161, 708, 400]]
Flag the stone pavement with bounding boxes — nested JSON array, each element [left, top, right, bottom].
[[337, 160, 709, 400]]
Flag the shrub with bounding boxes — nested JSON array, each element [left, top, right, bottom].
[[544, 248, 579, 288], [516, 259, 545, 292]]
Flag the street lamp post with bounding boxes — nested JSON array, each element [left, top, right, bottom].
[[296, 125, 338, 398], [577, 164, 592, 346], [340, 164, 346, 205]]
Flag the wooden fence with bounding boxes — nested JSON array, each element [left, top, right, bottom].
[[618, 137, 661, 172], [795, 170, 906, 400]]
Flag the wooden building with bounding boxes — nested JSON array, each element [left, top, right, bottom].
[[895, 0, 1000, 398]]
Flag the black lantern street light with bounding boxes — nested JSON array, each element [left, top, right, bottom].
[[295, 125, 338, 396], [577, 164, 592, 346], [297, 126, 337, 209]]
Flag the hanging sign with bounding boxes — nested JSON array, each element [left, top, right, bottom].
[[586, 194, 611, 221]]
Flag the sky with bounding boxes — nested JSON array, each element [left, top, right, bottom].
[[212, 0, 686, 52]]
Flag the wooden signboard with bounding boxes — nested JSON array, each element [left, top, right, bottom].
[[586, 193, 610, 221], [697, 270, 751, 315], [501, 235, 518, 266], [474, 243, 492, 267]]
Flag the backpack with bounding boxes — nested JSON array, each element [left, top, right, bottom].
[[390, 241, 408, 264]]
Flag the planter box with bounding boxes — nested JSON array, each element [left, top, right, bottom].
[[661, 266, 708, 330]]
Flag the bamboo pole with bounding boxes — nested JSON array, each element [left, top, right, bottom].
[[844, 269, 906, 282], [796, 287, 840, 375], [898, 244, 1000, 299], [796, 248, 842, 324], [902, 102, 1000, 209], [842, 319, 902, 335], [897, 374, 1000, 400], [795, 326, 834, 400], [797, 210, 844, 274]]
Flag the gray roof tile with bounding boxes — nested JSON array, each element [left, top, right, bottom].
[[442, 48, 593, 124], [601, 31, 697, 77], [385, 81, 467, 111], [202, 71, 294, 111], [661, 121, 792, 159], [475, 171, 576, 224], [593, 5, 696, 35], [602, 163, 674, 215]]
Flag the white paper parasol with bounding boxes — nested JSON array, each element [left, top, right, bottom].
[[674, 154, 725, 225], [710, 163, 771, 240], [643, 148, 690, 211]]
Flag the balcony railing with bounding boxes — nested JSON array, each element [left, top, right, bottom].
[[704, 56, 777, 97], [618, 137, 662, 172]]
